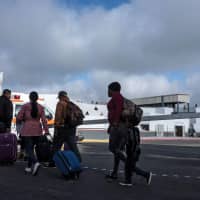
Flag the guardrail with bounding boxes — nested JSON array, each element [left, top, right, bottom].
[[83, 112, 200, 124]]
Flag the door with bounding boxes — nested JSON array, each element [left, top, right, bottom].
[[175, 126, 183, 137]]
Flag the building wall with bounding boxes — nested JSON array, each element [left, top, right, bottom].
[[146, 119, 190, 136], [193, 107, 200, 133]]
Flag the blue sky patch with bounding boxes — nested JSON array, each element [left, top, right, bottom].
[[57, 0, 131, 10], [166, 71, 186, 82]]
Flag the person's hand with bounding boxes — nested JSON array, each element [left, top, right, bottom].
[[45, 133, 53, 142]]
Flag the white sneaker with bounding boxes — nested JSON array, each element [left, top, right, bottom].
[[25, 167, 32, 173], [32, 162, 41, 176], [147, 172, 152, 185], [119, 181, 133, 187]]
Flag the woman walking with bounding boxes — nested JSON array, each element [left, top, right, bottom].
[[17, 91, 49, 175]]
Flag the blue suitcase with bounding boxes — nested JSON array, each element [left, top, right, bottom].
[[53, 150, 82, 179]]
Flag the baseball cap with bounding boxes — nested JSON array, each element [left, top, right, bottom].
[[58, 91, 68, 98]]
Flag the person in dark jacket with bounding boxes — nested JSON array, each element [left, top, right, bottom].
[[105, 82, 128, 180], [0, 89, 13, 133]]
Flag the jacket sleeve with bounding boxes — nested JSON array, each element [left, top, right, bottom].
[[54, 102, 65, 127]]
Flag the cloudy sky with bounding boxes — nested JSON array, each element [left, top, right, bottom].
[[0, 0, 200, 104]]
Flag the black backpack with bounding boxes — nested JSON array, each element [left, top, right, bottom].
[[121, 98, 143, 126], [128, 127, 141, 161]]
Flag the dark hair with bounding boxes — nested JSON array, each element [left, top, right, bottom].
[[58, 90, 68, 98], [29, 91, 38, 119], [3, 89, 11, 95], [108, 82, 121, 92]]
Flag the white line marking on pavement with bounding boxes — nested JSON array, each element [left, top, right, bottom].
[[16, 161, 200, 181], [84, 167, 200, 181], [184, 176, 191, 178], [162, 174, 168, 177]]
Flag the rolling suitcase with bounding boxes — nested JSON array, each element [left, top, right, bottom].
[[0, 133, 17, 164], [53, 150, 82, 179], [35, 135, 53, 163]]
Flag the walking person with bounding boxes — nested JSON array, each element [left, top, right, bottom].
[[16, 91, 49, 175], [48, 91, 82, 167], [106, 82, 128, 180], [0, 89, 13, 133], [120, 127, 152, 186]]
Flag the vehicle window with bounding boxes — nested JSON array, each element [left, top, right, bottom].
[[44, 107, 53, 120], [15, 105, 22, 116]]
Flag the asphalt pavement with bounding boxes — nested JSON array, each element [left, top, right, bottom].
[[0, 138, 200, 200]]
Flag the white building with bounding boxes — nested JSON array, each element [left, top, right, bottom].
[[41, 93, 198, 137], [133, 94, 195, 137], [7, 92, 199, 137]]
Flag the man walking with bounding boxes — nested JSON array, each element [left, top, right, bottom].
[[105, 82, 152, 186], [0, 89, 13, 133], [106, 82, 128, 180], [48, 91, 81, 167]]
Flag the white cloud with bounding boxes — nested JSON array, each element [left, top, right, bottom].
[[0, 0, 200, 103], [186, 73, 200, 104], [89, 70, 180, 99]]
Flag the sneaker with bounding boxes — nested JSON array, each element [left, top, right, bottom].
[[105, 172, 118, 180], [24, 167, 32, 173], [32, 162, 41, 176], [146, 172, 152, 185], [119, 180, 132, 187]]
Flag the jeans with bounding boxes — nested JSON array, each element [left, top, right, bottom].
[[23, 136, 40, 168], [108, 123, 128, 175], [52, 126, 82, 162]]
